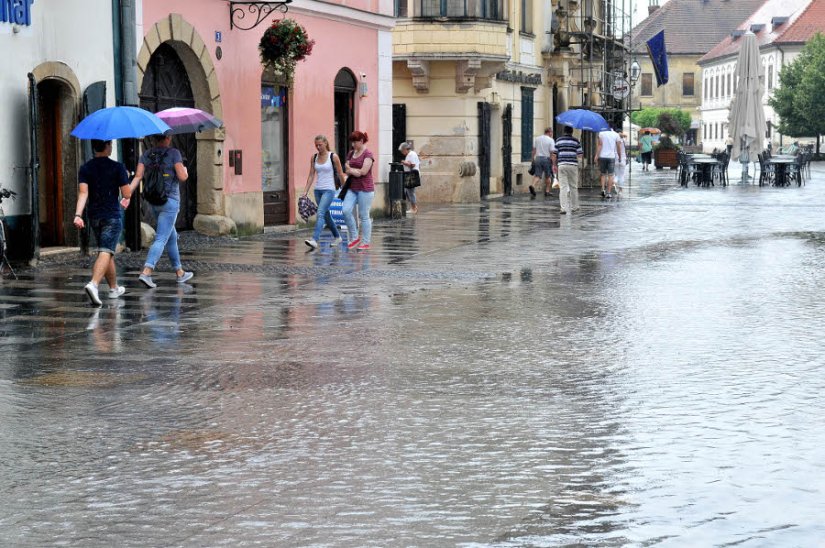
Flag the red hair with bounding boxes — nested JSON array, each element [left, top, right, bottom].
[[349, 130, 369, 143]]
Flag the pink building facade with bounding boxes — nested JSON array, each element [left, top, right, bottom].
[[138, 1, 394, 235]]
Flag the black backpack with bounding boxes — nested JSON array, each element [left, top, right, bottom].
[[143, 149, 170, 205]]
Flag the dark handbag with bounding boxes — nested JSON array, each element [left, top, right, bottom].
[[528, 161, 536, 176], [337, 178, 352, 201], [404, 170, 421, 189]]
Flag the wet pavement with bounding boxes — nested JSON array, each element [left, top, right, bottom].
[[2, 165, 825, 546]]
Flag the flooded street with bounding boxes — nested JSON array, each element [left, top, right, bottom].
[[2, 168, 825, 546]]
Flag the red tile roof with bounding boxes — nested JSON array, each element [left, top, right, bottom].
[[775, 0, 825, 43], [699, 0, 819, 63], [630, 0, 767, 56]]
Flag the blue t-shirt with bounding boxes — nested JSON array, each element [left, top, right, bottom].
[[78, 157, 129, 220], [139, 146, 183, 201]]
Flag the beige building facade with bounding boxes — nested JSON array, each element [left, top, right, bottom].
[[392, 1, 555, 201]]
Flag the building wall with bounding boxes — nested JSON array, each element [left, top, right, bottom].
[[699, 47, 802, 153], [392, 1, 550, 202], [0, 0, 117, 219], [141, 0, 393, 231], [633, 54, 703, 127]]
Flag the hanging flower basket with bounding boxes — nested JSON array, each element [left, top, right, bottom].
[[259, 18, 315, 84]]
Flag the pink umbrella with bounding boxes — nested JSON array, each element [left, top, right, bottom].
[[155, 107, 223, 135]]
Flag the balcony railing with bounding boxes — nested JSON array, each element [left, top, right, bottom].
[[411, 0, 507, 21]]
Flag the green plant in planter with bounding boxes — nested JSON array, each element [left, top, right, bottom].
[[259, 18, 315, 84], [655, 135, 680, 151]]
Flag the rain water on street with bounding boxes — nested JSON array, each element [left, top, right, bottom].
[[1, 168, 824, 546]]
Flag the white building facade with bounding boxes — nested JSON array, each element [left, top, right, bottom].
[[697, 0, 817, 153], [1, 0, 119, 260]]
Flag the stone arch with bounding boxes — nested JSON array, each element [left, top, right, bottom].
[[31, 61, 82, 100], [137, 14, 234, 235]]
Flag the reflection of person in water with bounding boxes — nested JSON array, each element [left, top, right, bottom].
[[139, 284, 191, 344]]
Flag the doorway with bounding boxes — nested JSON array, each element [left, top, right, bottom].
[[334, 69, 356, 158], [261, 75, 289, 226], [478, 102, 492, 198], [502, 103, 513, 195], [139, 43, 197, 230], [36, 79, 78, 248]]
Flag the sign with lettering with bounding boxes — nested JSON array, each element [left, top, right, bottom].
[[261, 86, 286, 108], [1, 0, 35, 26], [495, 70, 543, 85], [612, 77, 630, 100]]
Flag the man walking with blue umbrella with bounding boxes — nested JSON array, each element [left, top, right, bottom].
[[72, 140, 132, 306]]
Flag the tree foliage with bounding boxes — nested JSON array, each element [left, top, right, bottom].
[[769, 33, 825, 138], [631, 107, 692, 137]]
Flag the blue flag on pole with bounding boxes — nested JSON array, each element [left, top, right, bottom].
[[646, 30, 669, 87]]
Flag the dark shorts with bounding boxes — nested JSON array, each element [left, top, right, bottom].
[[534, 156, 553, 179], [641, 151, 653, 164], [89, 217, 122, 255], [598, 158, 616, 175]]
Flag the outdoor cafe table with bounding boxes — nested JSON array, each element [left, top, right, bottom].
[[692, 157, 720, 187], [770, 157, 796, 187]]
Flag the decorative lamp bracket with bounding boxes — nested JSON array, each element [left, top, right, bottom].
[[230, 1, 292, 31]]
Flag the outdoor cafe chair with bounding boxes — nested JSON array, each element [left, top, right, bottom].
[[677, 151, 698, 187], [758, 153, 775, 186], [712, 152, 730, 186]]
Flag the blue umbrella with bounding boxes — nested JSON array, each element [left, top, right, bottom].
[[71, 106, 171, 140], [555, 109, 610, 132]]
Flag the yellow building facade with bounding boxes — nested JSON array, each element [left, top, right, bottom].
[[392, 1, 555, 201]]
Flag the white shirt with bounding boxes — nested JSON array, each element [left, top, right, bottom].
[[617, 138, 627, 164], [533, 134, 555, 158], [314, 153, 335, 191], [598, 130, 620, 160], [403, 150, 420, 172]]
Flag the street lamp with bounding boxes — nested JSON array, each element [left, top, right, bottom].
[[630, 58, 641, 85]]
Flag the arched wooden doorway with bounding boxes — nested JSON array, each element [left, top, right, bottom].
[[36, 79, 78, 248], [139, 43, 197, 230], [334, 69, 357, 158]]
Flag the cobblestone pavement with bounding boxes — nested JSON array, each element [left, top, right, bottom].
[[2, 165, 825, 546]]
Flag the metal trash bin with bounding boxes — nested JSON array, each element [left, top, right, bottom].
[[388, 162, 406, 218], [388, 162, 405, 201]]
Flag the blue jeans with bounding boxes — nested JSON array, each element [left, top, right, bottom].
[[342, 190, 374, 244], [313, 189, 341, 241], [89, 216, 122, 255], [144, 197, 182, 271]]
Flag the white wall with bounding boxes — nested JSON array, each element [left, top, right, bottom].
[[700, 46, 804, 153], [0, 1, 117, 217]]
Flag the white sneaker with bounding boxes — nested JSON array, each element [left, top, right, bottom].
[[331, 237, 342, 246], [139, 274, 156, 289], [305, 238, 319, 250], [108, 286, 126, 299], [84, 282, 102, 306], [176, 271, 194, 283]]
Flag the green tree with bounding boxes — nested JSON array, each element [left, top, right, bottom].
[[632, 107, 692, 138], [769, 33, 825, 153], [631, 108, 661, 129]]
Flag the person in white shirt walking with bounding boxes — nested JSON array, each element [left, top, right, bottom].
[[614, 132, 628, 196], [595, 127, 622, 198], [531, 127, 556, 197]]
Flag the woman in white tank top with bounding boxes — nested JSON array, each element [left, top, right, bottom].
[[302, 135, 347, 250]]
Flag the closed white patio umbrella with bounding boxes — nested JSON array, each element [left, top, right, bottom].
[[728, 31, 766, 179]]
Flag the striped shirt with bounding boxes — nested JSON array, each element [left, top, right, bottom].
[[554, 135, 583, 165]]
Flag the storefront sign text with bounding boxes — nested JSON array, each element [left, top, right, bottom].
[[1, 0, 35, 26], [495, 70, 542, 85]]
